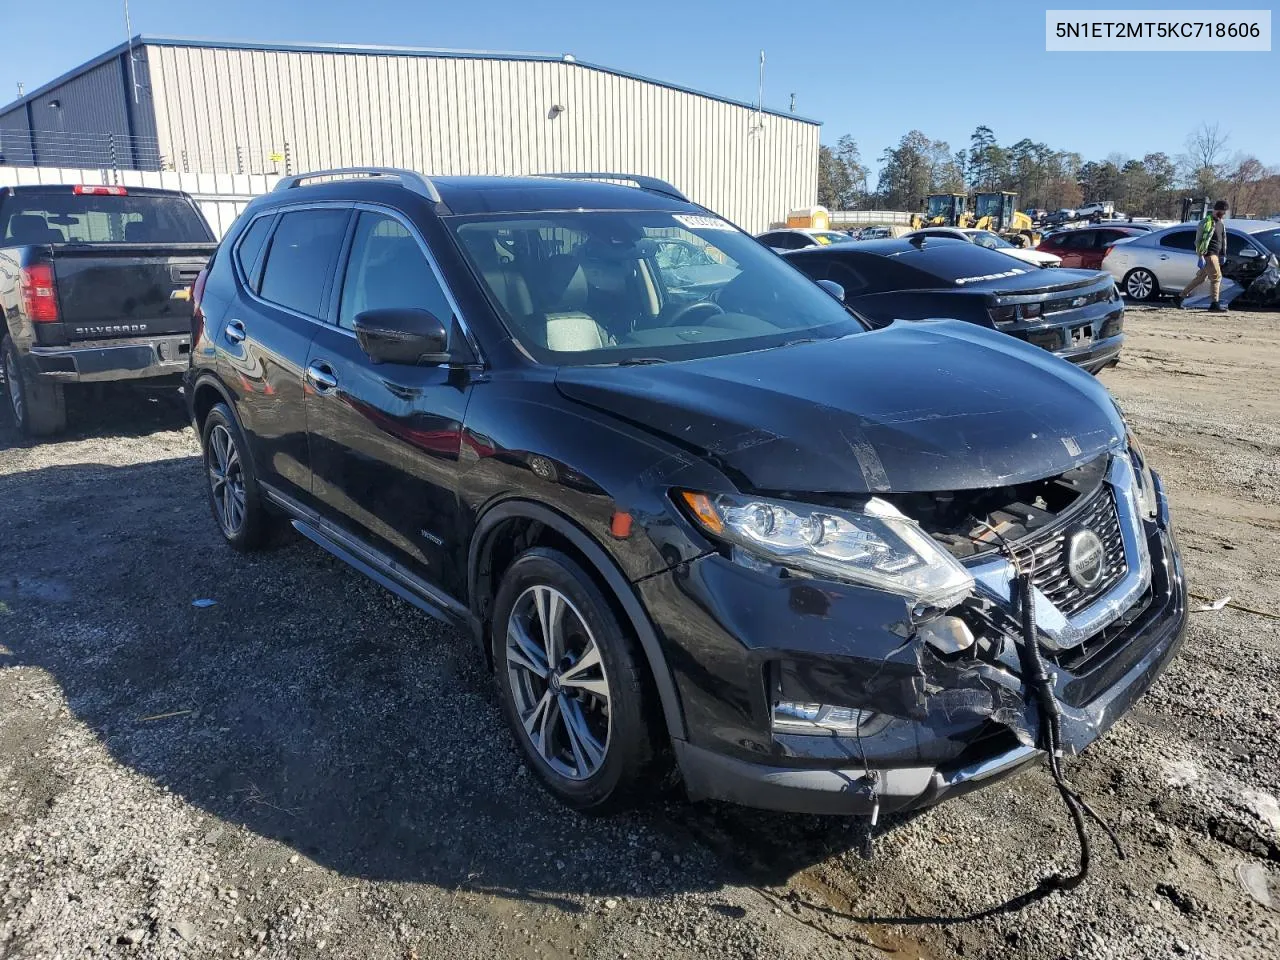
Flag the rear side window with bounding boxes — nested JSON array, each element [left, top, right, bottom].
[[258, 209, 351, 317], [790, 256, 869, 296], [0, 191, 213, 244], [234, 216, 274, 291], [337, 212, 454, 331], [1160, 230, 1196, 251], [1061, 232, 1099, 249]]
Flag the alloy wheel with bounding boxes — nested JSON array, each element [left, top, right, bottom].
[[505, 584, 612, 781], [207, 423, 247, 537], [1126, 270, 1155, 300], [4, 350, 24, 428]]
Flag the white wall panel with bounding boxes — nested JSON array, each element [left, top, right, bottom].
[[142, 44, 818, 232]]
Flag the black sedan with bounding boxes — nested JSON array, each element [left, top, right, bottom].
[[785, 237, 1125, 373]]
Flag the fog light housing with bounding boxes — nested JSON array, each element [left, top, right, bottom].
[[772, 700, 882, 735]]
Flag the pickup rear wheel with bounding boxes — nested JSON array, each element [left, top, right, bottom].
[[201, 402, 270, 551], [2, 336, 66, 438]]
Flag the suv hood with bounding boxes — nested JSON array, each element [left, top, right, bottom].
[[555, 320, 1123, 494]]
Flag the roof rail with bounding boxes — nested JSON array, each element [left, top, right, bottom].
[[273, 167, 442, 204], [534, 172, 689, 203]]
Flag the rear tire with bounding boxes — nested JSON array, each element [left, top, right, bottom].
[[491, 547, 661, 813], [200, 402, 270, 551], [3, 336, 67, 437], [1123, 268, 1159, 302]]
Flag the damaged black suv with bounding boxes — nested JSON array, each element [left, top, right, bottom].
[[188, 168, 1187, 815]]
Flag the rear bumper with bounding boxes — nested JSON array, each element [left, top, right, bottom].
[[1061, 333, 1124, 373], [28, 335, 190, 383]]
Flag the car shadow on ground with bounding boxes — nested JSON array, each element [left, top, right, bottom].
[[0, 457, 873, 910], [0, 382, 190, 450]]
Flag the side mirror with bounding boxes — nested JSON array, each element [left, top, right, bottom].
[[816, 279, 846, 301], [353, 308, 450, 365], [1238, 246, 1260, 258]]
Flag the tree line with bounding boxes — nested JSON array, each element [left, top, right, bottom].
[[818, 123, 1280, 218]]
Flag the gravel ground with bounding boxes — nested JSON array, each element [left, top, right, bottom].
[[2, 307, 1278, 960]]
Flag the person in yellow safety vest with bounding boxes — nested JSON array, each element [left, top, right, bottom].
[[1174, 200, 1230, 313]]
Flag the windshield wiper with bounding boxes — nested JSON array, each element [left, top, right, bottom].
[[616, 356, 669, 366]]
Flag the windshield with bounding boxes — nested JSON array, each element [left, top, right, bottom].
[[449, 210, 862, 365], [926, 196, 955, 218], [969, 231, 1014, 249], [974, 195, 1004, 219], [1, 192, 213, 244], [1252, 228, 1280, 256]]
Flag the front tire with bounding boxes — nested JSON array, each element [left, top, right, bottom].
[[3, 336, 67, 437], [201, 402, 270, 551], [1123, 268, 1160, 302], [491, 547, 660, 812]]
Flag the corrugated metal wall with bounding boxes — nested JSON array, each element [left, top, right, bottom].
[[0, 56, 144, 168], [144, 44, 817, 232]]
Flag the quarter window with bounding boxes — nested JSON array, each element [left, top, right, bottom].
[[234, 215, 274, 291], [258, 208, 351, 317], [338, 212, 454, 331]]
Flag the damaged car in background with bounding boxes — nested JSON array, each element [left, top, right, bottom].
[[190, 170, 1187, 826], [784, 235, 1126, 372]]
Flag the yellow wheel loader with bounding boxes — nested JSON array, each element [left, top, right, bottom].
[[971, 192, 1040, 247]]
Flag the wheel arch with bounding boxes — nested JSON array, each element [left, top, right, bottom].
[[189, 371, 236, 434], [468, 498, 687, 742]]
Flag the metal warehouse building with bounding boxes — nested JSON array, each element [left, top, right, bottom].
[[0, 36, 819, 231]]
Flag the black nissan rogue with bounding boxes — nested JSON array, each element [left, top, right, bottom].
[[187, 169, 1187, 815]]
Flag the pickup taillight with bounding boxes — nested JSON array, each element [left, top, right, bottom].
[[191, 266, 210, 342], [19, 264, 59, 323]]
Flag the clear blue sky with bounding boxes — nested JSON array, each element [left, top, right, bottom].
[[3, 0, 1275, 176]]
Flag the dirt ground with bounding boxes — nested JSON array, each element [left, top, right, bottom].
[[2, 306, 1278, 960]]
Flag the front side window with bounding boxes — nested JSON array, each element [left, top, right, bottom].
[[258, 208, 351, 318], [449, 210, 862, 364], [338, 212, 454, 330]]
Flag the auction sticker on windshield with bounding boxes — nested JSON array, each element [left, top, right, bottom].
[[673, 214, 735, 231]]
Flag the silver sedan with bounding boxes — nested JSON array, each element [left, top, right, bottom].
[[1102, 219, 1280, 302]]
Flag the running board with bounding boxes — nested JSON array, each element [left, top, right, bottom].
[[260, 484, 472, 630]]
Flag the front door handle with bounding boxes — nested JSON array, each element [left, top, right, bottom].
[[306, 362, 338, 391], [1158, 255, 1170, 260], [224, 319, 246, 343]]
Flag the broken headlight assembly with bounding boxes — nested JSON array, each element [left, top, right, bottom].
[[678, 490, 974, 609]]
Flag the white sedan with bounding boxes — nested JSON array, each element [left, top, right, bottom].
[[903, 227, 1062, 268]]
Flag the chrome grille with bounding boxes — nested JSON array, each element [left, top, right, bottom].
[[1013, 486, 1127, 616]]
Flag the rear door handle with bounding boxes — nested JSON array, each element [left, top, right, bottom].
[[1158, 255, 1170, 260], [224, 319, 246, 343], [306, 362, 338, 391]]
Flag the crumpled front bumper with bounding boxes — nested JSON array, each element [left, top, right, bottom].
[[646, 477, 1187, 816]]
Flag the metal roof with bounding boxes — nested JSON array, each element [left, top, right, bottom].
[[0, 35, 821, 126]]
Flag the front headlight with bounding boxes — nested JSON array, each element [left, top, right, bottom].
[[678, 490, 974, 609]]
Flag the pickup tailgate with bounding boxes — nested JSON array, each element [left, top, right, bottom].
[[52, 242, 215, 341]]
